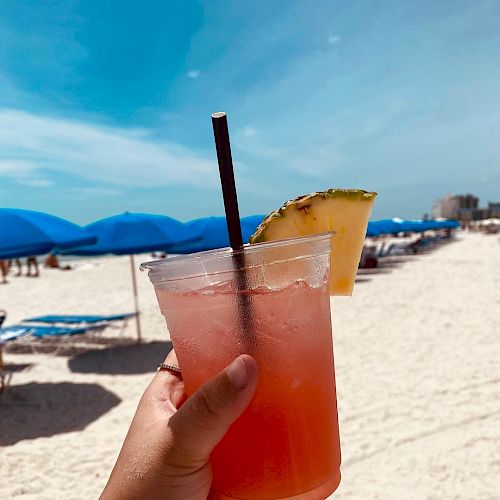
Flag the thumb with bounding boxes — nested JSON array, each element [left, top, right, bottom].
[[168, 354, 258, 464]]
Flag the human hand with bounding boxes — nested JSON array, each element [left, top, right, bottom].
[[101, 349, 259, 500]]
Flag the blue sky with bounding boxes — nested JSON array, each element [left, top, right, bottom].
[[0, 0, 499, 224]]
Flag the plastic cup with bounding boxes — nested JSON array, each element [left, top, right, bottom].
[[141, 233, 341, 499]]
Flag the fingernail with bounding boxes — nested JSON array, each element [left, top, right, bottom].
[[226, 356, 248, 389]]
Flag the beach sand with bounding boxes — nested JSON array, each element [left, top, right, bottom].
[[1, 232, 499, 499]]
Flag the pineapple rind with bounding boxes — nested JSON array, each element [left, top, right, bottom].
[[250, 189, 377, 244]]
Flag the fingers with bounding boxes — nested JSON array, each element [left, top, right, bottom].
[[145, 348, 185, 411], [168, 355, 258, 463]]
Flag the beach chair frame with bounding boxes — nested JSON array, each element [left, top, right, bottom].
[[0, 324, 34, 394]]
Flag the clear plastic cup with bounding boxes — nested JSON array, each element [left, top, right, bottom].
[[141, 233, 341, 499]]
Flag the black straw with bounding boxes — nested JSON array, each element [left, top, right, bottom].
[[211, 112, 255, 348], [211, 112, 244, 249]]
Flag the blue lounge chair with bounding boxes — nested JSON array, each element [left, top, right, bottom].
[[23, 313, 135, 325], [0, 325, 34, 343], [29, 324, 106, 337], [1, 312, 136, 392], [0, 323, 107, 393], [2, 322, 110, 355], [0, 323, 105, 343]]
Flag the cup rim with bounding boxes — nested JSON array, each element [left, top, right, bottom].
[[140, 232, 334, 282]]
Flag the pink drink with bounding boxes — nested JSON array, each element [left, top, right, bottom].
[[142, 234, 341, 499]]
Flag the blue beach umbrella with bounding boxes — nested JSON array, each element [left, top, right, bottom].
[[0, 208, 96, 259], [241, 214, 265, 238], [69, 212, 197, 256], [371, 218, 460, 235], [394, 219, 457, 232], [418, 219, 459, 231], [170, 215, 265, 254], [366, 222, 381, 237], [374, 218, 429, 234], [370, 219, 405, 235], [391, 218, 422, 232], [65, 212, 201, 342], [408, 220, 436, 232]]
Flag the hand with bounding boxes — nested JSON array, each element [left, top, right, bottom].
[[101, 350, 259, 500]]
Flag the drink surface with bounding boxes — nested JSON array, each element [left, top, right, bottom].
[[156, 279, 341, 499]]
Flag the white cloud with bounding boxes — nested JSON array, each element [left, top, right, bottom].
[[21, 178, 54, 187], [0, 159, 37, 176], [76, 187, 122, 197], [241, 126, 258, 138], [187, 69, 201, 79], [327, 34, 341, 45], [0, 109, 218, 188], [234, 126, 292, 164], [0, 159, 53, 187]]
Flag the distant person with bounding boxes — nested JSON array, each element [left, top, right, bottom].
[[360, 246, 378, 269], [8, 259, 22, 276], [44, 253, 58, 268], [26, 256, 39, 277], [0, 260, 8, 284], [44, 253, 72, 270]]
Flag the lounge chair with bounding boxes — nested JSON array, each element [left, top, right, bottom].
[[23, 313, 135, 325], [0, 325, 34, 393], [23, 313, 136, 338], [28, 324, 106, 337], [0, 325, 34, 342], [0, 323, 108, 393], [0, 312, 136, 392]]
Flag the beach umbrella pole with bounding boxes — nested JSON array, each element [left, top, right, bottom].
[[0, 348, 5, 393], [129, 254, 142, 343]]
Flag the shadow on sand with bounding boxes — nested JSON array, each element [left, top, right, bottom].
[[68, 340, 173, 375], [358, 252, 427, 275], [0, 382, 121, 446], [355, 277, 372, 284], [2, 362, 33, 373], [5, 335, 141, 357]]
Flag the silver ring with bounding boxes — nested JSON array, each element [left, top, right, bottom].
[[157, 363, 182, 375]]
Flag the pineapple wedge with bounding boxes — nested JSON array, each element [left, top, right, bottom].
[[250, 189, 377, 295]]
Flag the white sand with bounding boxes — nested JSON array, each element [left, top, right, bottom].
[[1, 233, 499, 499]]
